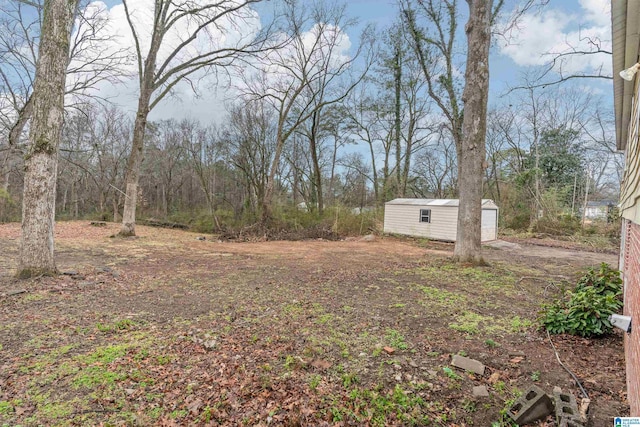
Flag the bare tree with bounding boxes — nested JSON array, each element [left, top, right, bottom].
[[505, 35, 611, 91], [17, 0, 80, 278], [118, 0, 273, 236], [181, 119, 225, 217], [338, 152, 374, 208], [341, 81, 390, 206], [453, 0, 494, 263], [0, 1, 41, 148], [239, 0, 373, 222], [412, 132, 457, 198], [579, 109, 623, 200], [55, 104, 131, 221], [401, 0, 463, 165], [403, 0, 499, 263], [0, 0, 130, 148], [225, 101, 276, 217], [141, 120, 187, 217]]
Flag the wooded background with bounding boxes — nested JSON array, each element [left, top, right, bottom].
[[0, 0, 621, 235]]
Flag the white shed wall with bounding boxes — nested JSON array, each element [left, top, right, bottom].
[[481, 209, 498, 241], [384, 204, 458, 241], [384, 202, 498, 242]]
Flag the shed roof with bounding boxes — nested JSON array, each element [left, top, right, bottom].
[[385, 198, 498, 209]]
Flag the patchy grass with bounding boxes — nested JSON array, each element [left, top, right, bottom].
[[96, 319, 138, 333], [384, 329, 409, 350], [0, 221, 627, 426]]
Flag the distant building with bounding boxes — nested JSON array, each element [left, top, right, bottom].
[[583, 200, 616, 220], [296, 202, 318, 212], [350, 207, 374, 215]]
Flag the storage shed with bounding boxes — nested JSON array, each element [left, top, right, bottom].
[[383, 198, 499, 242]]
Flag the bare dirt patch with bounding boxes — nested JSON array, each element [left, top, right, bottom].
[[0, 222, 627, 426]]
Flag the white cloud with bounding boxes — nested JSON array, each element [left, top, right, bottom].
[[232, 17, 354, 118], [76, 0, 263, 124], [499, 10, 570, 66], [257, 22, 352, 90], [579, 0, 610, 27], [498, 0, 611, 76]]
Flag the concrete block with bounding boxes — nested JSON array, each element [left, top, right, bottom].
[[506, 385, 554, 425], [558, 418, 584, 427], [472, 385, 489, 397], [451, 355, 485, 375], [553, 389, 584, 426]]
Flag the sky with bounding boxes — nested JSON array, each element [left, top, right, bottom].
[[86, 0, 613, 124]]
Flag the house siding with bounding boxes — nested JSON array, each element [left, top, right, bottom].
[[620, 43, 640, 416], [612, 0, 640, 414], [620, 74, 640, 218], [624, 220, 640, 415]]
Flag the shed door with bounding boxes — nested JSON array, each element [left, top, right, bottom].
[[481, 209, 497, 241]]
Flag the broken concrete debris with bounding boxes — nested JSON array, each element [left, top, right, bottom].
[[553, 388, 583, 426], [506, 385, 586, 426], [451, 354, 485, 375], [472, 385, 489, 397], [506, 385, 554, 425]]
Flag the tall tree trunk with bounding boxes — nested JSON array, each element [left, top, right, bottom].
[[453, 0, 492, 265], [113, 196, 120, 223], [309, 110, 324, 215], [1, 152, 10, 193], [18, 0, 79, 278], [72, 180, 78, 219], [401, 117, 415, 197], [382, 147, 390, 204], [394, 43, 402, 197], [120, 87, 152, 236], [328, 132, 339, 207], [119, 2, 163, 236], [368, 141, 379, 206], [262, 120, 287, 224], [581, 170, 590, 227], [528, 88, 541, 222]]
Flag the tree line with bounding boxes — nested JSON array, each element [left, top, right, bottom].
[[0, 0, 620, 276]]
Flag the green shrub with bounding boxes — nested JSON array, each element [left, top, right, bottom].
[[540, 263, 623, 337], [575, 263, 623, 296]]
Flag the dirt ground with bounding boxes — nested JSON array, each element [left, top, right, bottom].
[[0, 221, 629, 426]]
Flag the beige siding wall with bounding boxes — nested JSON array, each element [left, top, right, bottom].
[[384, 205, 458, 241], [620, 76, 640, 221], [384, 204, 498, 242]]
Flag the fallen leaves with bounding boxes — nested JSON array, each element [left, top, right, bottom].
[[0, 221, 628, 427], [310, 359, 332, 370]]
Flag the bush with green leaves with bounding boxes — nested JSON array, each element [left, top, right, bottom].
[[540, 263, 623, 337]]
